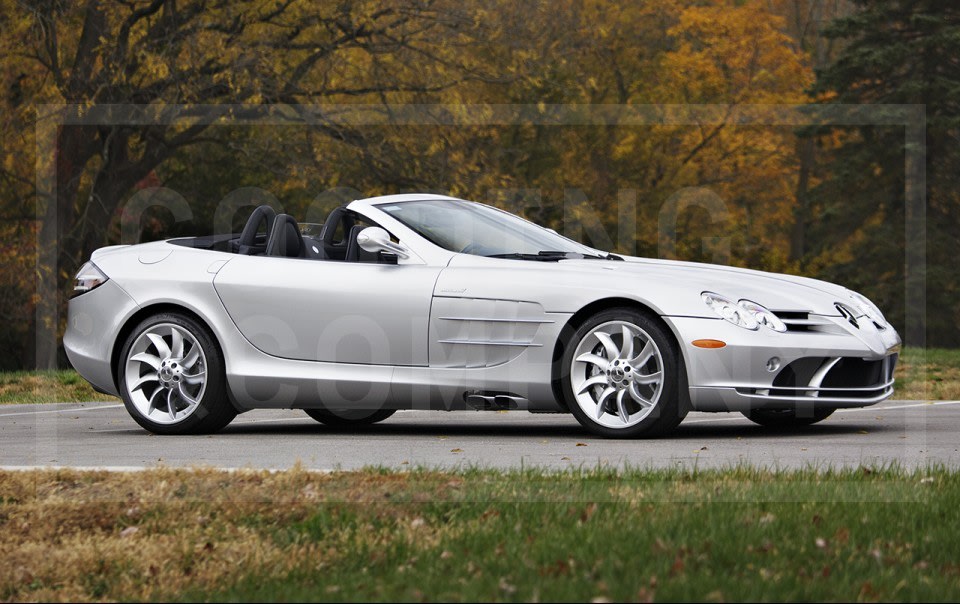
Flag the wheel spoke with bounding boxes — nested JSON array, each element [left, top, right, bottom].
[[181, 346, 200, 370], [147, 333, 172, 359], [596, 386, 615, 419], [594, 331, 620, 360], [630, 339, 655, 368], [170, 327, 184, 359], [620, 325, 634, 360], [182, 370, 205, 385], [628, 384, 653, 407], [166, 389, 177, 421], [130, 373, 158, 391], [177, 383, 199, 407], [131, 352, 161, 371], [616, 389, 630, 423], [575, 353, 610, 371], [576, 374, 607, 395], [146, 386, 165, 412], [634, 371, 662, 385]]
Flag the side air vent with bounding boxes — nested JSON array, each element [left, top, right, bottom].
[[772, 311, 846, 335]]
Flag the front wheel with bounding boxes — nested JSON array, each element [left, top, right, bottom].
[[117, 313, 236, 435], [304, 408, 397, 427], [742, 407, 836, 428], [560, 308, 686, 438]]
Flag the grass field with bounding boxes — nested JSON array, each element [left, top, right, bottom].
[[0, 370, 115, 405], [0, 466, 956, 602], [1, 347, 956, 405], [894, 348, 960, 401]]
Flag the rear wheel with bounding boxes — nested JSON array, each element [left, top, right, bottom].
[[118, 312, 236, 435], [742, 407, 836, 428], [304, 408, 396, 427], [560, 308, 686, 438]]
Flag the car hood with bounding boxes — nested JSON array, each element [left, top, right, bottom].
[[443, 253, 862, 318], [607, 256, 852, 315]]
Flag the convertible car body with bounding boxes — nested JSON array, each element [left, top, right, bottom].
[[64, 194, 901, 437]]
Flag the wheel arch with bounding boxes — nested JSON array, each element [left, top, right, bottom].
[[550, 297, 690, 411], [110, 303, 232, 405]]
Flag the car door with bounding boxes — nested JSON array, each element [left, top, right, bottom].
[[213, 255, 441, 365]]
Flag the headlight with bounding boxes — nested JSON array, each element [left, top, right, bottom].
[[848, 290, 886, 324], [72, 262, 108, 297], [701, 292, 758, 330], [737, 299, 787, 332]]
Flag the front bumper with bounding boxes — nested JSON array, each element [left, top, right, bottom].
[[63, 279, 140, 397], [667, 315, 900, 412]]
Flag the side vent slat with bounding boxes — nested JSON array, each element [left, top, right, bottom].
[[772, 311, 845, 335]]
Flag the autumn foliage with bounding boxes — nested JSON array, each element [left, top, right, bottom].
[[0, 0, 956, 368]]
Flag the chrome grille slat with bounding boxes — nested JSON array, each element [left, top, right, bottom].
[[733, 378, 895, 393], [781, 318, 829, 326], [732, 352, 898, 405]]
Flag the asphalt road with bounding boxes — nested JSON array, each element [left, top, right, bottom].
[[1, 400, 958, 471]]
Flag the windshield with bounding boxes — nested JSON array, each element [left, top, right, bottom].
[[378, 199, 600, 257]]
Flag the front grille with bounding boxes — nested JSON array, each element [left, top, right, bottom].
[[736, 354, 897, 403], [772, 356, 828, 387], [835, 302, 887, 331]]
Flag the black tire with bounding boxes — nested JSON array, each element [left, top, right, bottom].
[[742, 407, 836, 428], [116, 312, 236, 435], [559, 307, 687, 438], [304, 408, 397, 427]]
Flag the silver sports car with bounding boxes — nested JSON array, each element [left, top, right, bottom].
[[64, 194, 901, 437]]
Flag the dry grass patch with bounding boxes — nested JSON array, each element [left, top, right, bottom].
[[894, 348, 960, 401], [1, 467, 958, 602], [0, 467, 464, 602], [0, 371, 115, 405]]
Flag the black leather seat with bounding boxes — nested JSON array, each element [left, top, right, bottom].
[[320, 206, 354, 260], [235, 205, 277, 255], [344, 224, 382, 263], [266, 214, 306, 258]]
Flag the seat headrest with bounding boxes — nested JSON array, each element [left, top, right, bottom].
[[321, 206, 355, 259], [237, 205, 277, 254], [267, 214, 305, 258]]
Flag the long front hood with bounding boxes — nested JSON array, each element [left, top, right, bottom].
[[610, 256, 852, 316], [443, 254, 855, 318]]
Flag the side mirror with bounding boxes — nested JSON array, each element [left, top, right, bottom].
[[356, 226, 408, 259]]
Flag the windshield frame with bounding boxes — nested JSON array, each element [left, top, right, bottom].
[[374, 198, 604, 259]]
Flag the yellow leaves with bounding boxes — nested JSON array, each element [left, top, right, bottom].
[[610, 133, 638, 162], [661, 1, 813, 104], [140, 54, 170, 83], [3, 0, 823, 285]]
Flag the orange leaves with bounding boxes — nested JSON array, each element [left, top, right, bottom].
[[662, 2, 813, 105]]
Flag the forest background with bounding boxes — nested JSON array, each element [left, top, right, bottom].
[[1, 0, 956, 369]]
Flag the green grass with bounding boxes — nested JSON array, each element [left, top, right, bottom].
[[0, 370, 116, 404], [894, 347, 960, 401], [1, 466, 958, 602], [0, 346, 954, 405], [205, 468, 958, 603]]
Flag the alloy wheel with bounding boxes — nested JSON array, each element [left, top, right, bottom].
[[124, 323, 208, 425], [569, 320, 665, 429]]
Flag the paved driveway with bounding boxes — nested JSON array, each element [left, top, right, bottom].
[[1, 400, 957, 471]]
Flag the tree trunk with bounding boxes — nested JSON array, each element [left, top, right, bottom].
[[790, 136, 815, 265], [35, 123, 98, 369]]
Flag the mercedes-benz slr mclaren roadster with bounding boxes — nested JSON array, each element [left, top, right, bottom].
[[64, 194, 901, 437]]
